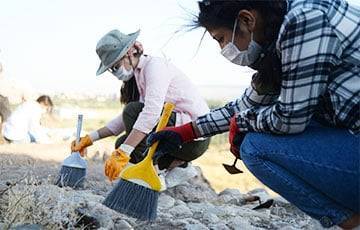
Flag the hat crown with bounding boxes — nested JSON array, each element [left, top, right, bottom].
[[95, 29, 140, 76], [96, 30, 130, 66]]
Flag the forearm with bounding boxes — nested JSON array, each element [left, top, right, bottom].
[[89, 127, 114, 142], [123, 128, 146, 147], [194, 106, 234, 138]]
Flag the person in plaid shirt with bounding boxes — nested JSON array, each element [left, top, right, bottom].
[[148, 0, 360, 228]]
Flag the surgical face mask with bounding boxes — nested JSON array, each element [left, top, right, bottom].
[[221, 18, 262, 66], [112, 65, 134, 81]]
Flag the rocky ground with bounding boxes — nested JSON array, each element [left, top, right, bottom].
[[0, 153, 339, 230]]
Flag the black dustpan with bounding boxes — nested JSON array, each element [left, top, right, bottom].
[[222, 158, 243, 174]]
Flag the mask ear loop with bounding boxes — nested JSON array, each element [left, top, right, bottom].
[[126, 50, 137, 101], [231, 18, 238, 43], [128, 55, 134, 68], [127, 46, 139, 70]]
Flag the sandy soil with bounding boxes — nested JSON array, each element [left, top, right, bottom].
[[0, 141, 273, 196]]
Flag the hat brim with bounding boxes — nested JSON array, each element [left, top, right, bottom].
[[96, 30, 140, 76]]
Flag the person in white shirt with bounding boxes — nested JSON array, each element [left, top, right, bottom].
[[2, 95, 53, 144]]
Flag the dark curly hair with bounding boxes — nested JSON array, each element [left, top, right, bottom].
[[119, 49, 143, 105], [195, 0, 286, 43], [193, 0, 287, 94]]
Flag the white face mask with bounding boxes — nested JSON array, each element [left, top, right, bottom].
[[112, 65, 134, 81], [221, 18, 262, 66]]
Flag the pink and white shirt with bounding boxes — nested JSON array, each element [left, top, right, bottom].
[[106, 55, 209, 135]]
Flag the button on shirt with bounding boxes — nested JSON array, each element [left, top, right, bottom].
[[196, 0, 360, 137]]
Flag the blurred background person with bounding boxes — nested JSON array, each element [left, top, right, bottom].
[[2, 95, 53, 144], [0, 62, 11, 144]]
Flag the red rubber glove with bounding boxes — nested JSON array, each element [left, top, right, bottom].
[[229, 115, 245, 158]]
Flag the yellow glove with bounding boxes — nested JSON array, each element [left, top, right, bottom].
[[71, 135, 93, 157], [104, 149, 131, 182]]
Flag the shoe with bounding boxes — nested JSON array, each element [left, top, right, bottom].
[[165, 163, 197, 188]]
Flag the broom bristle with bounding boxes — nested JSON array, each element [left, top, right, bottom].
[[55, 165, 86, 189], [103, 179, 159, 221]]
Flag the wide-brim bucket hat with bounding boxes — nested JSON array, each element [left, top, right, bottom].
[[96, 29, 140, 76]]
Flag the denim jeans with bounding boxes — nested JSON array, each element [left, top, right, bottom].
[[240, 121, 359, 228]]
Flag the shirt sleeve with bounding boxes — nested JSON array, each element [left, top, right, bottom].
[[196, 84, 279, 137], [233, 8, 342, 134], [106, 114, 125, 136], [133, 59, 172, 134]]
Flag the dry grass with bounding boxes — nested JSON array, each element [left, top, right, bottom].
[[0, 153, 111, 229], [0, 179, 91, 229]]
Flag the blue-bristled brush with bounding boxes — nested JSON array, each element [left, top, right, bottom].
[[103, 102, 175, 221], [55, 114, 87, 189]]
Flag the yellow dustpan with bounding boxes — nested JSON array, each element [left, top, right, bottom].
[[120, 102, 175, 192]]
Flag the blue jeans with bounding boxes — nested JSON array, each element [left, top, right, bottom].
[[240, 121, 359, 228]]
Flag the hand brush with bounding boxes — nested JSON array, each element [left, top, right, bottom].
[[55, 114, 87, 189], [103, 102, 175, 221]]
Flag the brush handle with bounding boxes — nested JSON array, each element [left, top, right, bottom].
[[76, 114, 83, 145], [147, 102, 175, 159]]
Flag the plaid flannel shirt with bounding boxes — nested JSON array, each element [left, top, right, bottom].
[[196, 0, 360, 136]]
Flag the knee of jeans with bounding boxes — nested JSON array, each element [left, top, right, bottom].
[[122, 101, 144, 120], [240, 133, 267, 163]]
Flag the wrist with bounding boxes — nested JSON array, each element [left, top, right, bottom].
[[118, 144, 134, 156], [165, 122, 197, 143], [88, 131, 100, 142]]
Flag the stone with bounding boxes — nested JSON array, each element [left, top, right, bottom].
[[185, 223, 208, 230], [114, 220, 133, 230], [13, 224, 43, 230], [188, 202, 224, 217], [279, 227, 301, 230], [158, 194, 175, 210], [219, 188, 242, 196], [164, 167, 218, 203], [202, 212, 220, 224], [183, 218, 208, 230], [271, 206, 288, 217], [165, 163, 198, 188], [156, 212, 173, 220], [175, 199, 187, 206], [228, 217, 255, 230], [169, 205, 193, 218], [0, 181, 7, 194], [208, 223, 230, 230], [246, 188, 271, 204], [218, 188, 246, 206]]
